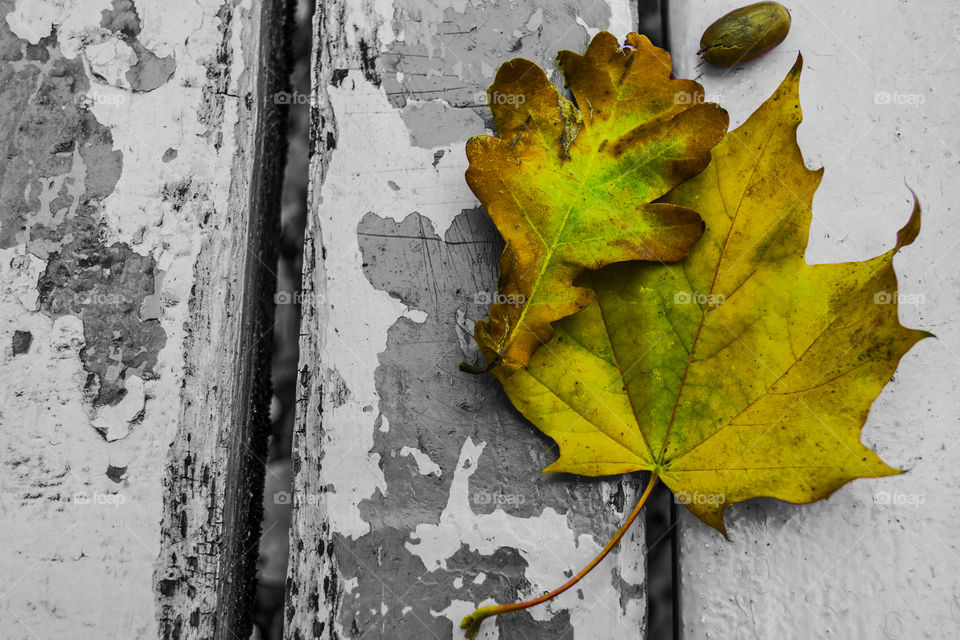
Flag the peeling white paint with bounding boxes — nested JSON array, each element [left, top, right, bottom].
[[345, 0, 396, 48], [575, 2, 635, 42], [92, 375, 146, 441], [574, 15, 600, 39], [306, 3, 648, 636], [6, 0, 112, 56], [85, 37, 137, 88], [343, 576, 360, 594], [400, 445, 442, 477], [227, 0, 253, 97], [402, 307, 428, 324], [0, 0, 252, 636], [49, 314, 85, 357], [407, 438, 637, 633], [129, 1, 208, 63], [605, 1, 634, 40], [319, 72, 483, 539], [0, 250, 43, 309], [525, 8, 543, 32], [327, 73, 473, 236], [22, 148, 85, 251]]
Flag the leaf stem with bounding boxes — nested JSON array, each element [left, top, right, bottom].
[[461, 472, 659, 638], [459, 350, 503, 375], [458, 358, 498, 375]]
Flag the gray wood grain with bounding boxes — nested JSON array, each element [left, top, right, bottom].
[[288, 1, 650, 638], [0, 0, 288, 638], [153, 1, 289, 638]]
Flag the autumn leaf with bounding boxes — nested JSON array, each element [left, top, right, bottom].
[[495, 55, 930, 533], [466, 31, 729, 374]]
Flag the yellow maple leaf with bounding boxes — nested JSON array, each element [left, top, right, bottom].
[[498, 55, 931, 534], [466, 31, 729, 373]]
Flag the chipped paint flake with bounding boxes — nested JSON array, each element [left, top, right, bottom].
[[8, 0, 113, 57], [525, 8, 543, 31], [344, 0, 396, 47], [343, 576, 360, 594], [86, 36, 138, 88], [455, 306, 480, 363], [575, 15, 601, 39], [400, 445, 442, 477], [401, 307, 428, 323], [49, 314, 85, 357], [92, 374, 145, 441]]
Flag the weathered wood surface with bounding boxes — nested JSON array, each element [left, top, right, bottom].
[[288, 1, 654, 638], [0, 1, 286, 638], [668, 1, 960, 637]]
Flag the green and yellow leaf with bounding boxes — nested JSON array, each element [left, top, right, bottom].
[[497, 55, 930, 532], [467, 31, 729, 373]]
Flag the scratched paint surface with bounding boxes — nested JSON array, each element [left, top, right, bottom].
[[302, 1, 652, 638], [668, 1, 960, 638], [350, 209, 648, 638], [0, 0, 249, 636]]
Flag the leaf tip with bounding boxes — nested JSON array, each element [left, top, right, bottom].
[[540, 460, 563, 475], [688, 504, 729, 536], [703, 508, 729, 536], [895, 187, 922, 249], [622, 31, 653, 52]]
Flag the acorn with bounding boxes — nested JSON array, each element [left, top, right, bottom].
[[699, 2, 791, 67]]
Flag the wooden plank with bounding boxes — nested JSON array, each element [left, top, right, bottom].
[[0, 1, 287, 638], [287, 2, 655, 639], [667, 1, 959, 637]]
